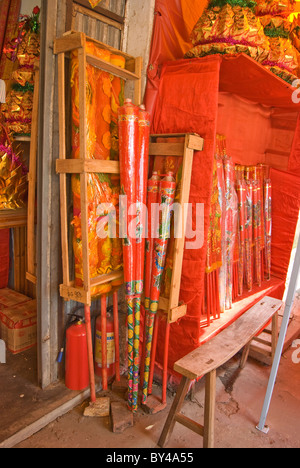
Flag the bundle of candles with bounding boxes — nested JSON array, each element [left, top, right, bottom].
[[118, 102, 178, 411], [202, 135, 272, 324]]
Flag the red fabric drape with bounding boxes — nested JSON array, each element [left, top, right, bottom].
[[144, 0, 207, 118], [151, 56, 221, 369], [0, 0, 21, 80], [150, 54, 300, 375], [270, 168, 300, 284], [288, 114, 300, 175]]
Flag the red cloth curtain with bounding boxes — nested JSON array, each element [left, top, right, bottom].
[[151, 56, 221, 370], [0, 0, 21, 80], [144, 0, 208, 118], [288, 114, 300, 175]]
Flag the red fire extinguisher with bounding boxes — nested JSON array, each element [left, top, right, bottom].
[[65, 319, 90, 391], [95, 311, 115, 381]]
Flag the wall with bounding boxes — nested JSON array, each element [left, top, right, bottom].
[[21, 0, 41, 16], [124, 0, 155, 100], [36, 0, 155, 388]]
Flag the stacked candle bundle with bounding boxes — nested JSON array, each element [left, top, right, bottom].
[[2, 7, 40, 136], [204, 149, 223, 322], [118, 99, 151, 412], [256, 0, 300, 83], [233, 163, 272, 292], [204, 141, 273, 321], [142, 172, 176, 405], [185, 0, 269, 62]]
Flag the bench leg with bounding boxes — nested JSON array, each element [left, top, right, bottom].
[[240, 342, 252, 369], [158, 376, 191, 448], [271, 312, 278, 361], [203, 369, 216, 449]]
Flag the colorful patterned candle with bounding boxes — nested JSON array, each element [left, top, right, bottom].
[[253, 180, 262, 287], [142, 172, 176, 404], [223, 155, 238, 310], [245, 181, 253, 292], [237, 181, 247, 296], [131, 105, 150, 412], [118, 98, 139, 408], [264, 179, 272, 281]]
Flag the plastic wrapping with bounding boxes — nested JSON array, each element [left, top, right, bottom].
[[253, 180, 262, 287], [236, 180, 247, 296], [70, 42, 124, 298], [118, 99, 151, 411], [245, 181, 254, 291], [216, 142, 226, 314], [264, 179, 272, 281], [118, 98, 139, 411], [223, 152, 238, 310], [144, 172, 160, 313]]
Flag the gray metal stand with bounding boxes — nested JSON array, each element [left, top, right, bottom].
[[257, 234, 300, 433]]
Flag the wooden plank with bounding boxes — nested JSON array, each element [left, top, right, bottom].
[[78, 46, 90, 296], [134, 56, 143, 106], [59, 269, 123, 304], [58, 52, 70, 287], [0, 209, 27, 228], [203, 369, 216, 449], [74, 4, 123, 30], [174, 413, 204, 436], [90, 270, 123, 287], [158, 376, 191, 448], [56, 159, 120, 174], [54, 31, 85, 54], [27, 64, 40, 280], [187, 134, 204, 152], [168, 137, 195, 314], [60, 283, 91, 305], [74, 0, 125, 24], [174, 297, 283, 380], [169, 304, 187, 324], [86, 53, 140, 81], [149, 142, 185, 157]]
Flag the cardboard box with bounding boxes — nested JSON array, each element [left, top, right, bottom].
[[0, 288, 32, 309], [0, 300, 37, 354]]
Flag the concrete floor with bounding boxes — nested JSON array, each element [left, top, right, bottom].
[[1, 291, 299, 449], [13, 338, 300, 449]]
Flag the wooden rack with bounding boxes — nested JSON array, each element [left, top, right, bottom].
[[26, 62, 40, 286], [143, 133, 204, 414], [54, 31, 142, 306], [150, 134, 204, 324]]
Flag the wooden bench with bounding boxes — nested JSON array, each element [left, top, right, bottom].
[[158, 296, 283, 449]]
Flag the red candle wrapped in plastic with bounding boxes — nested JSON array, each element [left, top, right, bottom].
[[237, 181, 247, 296], [253, 180, 262, 287], [245, 181, 253, 292], [223, 155, 238, 310], [144, 172, 160, 313], [118, 98, 139, 408], [142, 172, 176, 404], [131, 105, 150, 411], [264, 179, 272, 281]]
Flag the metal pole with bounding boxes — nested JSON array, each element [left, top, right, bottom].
[[257, 234, 300, 433]]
